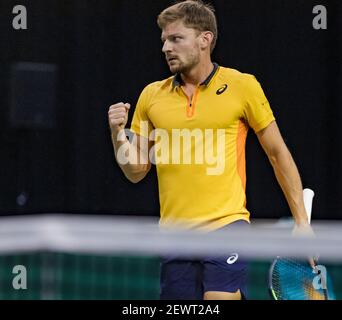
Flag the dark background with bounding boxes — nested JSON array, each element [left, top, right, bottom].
[[0, 0, 340, 220]]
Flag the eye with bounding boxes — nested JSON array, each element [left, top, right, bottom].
[[172, 36, 182, 42]]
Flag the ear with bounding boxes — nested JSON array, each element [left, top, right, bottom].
[[199, 31, 214, 51]]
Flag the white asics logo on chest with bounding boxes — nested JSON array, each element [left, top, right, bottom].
[[227, 253, 239, 265]]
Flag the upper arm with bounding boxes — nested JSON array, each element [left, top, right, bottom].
[[133, 133, 154, 170], [130, 84, 155, 139], [130, 84, 155, 172], [256, 121, 289, 161]]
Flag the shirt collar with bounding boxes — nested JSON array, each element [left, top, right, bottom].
[[172, 63, 219, 89]]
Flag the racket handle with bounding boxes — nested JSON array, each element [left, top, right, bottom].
[[303, 188, 315, 224]]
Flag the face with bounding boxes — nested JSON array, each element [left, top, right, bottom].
[[161, 20, 202, 74]]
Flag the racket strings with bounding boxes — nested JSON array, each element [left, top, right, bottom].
[[271, 258, 326, 300]]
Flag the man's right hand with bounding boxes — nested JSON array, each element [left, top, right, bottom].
[[292, 223, 317, 269], [108, 102, 131, 133]]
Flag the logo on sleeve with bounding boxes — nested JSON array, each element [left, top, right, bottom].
[[216, 84, 228, 95]]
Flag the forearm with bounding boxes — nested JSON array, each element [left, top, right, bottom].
[[111, 130, 150, 183], [269, 148, 309, 225]]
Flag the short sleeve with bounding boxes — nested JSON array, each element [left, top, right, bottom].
[[130, 85, 154, 139], [243, 75, 276, 133]]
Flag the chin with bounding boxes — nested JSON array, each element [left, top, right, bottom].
[[169, 66, 180, 74], [170, 68, 179, 74]]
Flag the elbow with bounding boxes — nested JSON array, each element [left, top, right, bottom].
[[269, 154, 278, 167], [124, 165, 150, 184], [269, 147, 292, 168], [127, 175, 145, 184]]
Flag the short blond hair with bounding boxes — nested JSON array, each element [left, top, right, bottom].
[[157, 0, 218, 53]]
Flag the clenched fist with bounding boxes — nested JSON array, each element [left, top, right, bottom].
[[108, 102, 131, 133]]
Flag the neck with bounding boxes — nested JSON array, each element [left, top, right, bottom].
[[181, 59, 214, 86]]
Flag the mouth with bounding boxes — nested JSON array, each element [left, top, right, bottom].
[[167, 57, 178, 63]]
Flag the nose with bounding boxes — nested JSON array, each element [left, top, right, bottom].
[[162, 40, 172, 53]]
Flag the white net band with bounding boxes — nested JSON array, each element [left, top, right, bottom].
[[0, 215, 341, 262]]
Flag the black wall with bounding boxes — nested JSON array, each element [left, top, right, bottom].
[[0, 0, 341, 220]]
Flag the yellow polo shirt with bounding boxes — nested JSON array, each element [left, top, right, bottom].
[[131, 64, 275, 231]]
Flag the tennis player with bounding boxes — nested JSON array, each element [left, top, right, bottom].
[[108, 0, 313, 300]]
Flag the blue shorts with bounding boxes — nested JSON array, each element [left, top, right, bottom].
[[160, 220, 249, 300]]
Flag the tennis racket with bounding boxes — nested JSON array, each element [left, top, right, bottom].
[[268, 189, 333, 300]]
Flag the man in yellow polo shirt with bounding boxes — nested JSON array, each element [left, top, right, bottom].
[[108, 0, 312, 300]]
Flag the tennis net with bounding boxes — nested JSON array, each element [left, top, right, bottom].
[[0, 215, 341, 300]]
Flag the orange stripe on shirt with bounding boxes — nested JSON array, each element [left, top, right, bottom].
[[236, 120, 249, 206]]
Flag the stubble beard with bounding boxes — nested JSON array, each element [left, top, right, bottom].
[[170, 51, 200, 75]]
